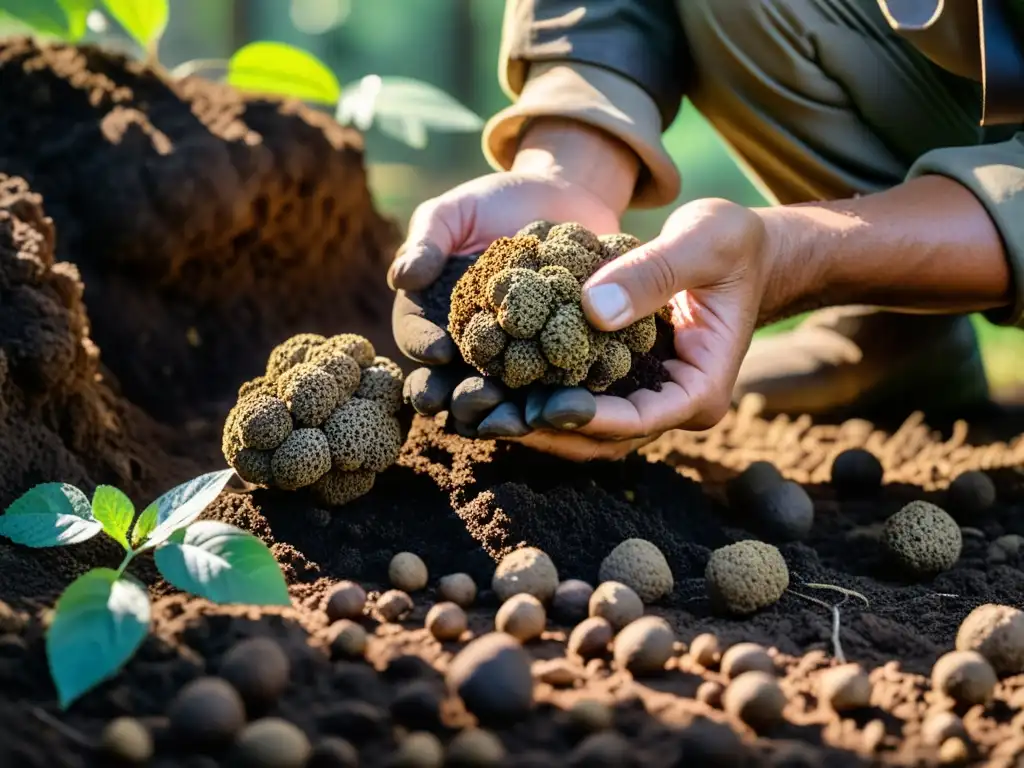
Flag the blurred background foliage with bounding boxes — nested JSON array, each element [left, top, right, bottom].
[[1, 0, 1021, 395]]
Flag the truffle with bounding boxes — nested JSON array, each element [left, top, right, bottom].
[[705, 541, 789, 615], [955, 603, 1024, 676], [492, 547, 559, 603], [168, 677, 246, 749], [552, 579, 594, 623], [726, 461, 784, 510], [219, 637, 291, 714], [447, 224, 663, 393], [882, 501, 962, 577], [830, 448, 884, 496], [598, 538, 674, 603], [946, 470, 997, 520], [222, 333, 404, 507], [749, 481, 814, 542]]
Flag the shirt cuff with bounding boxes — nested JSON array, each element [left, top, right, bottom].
[[482, 61, 681, 209], [907, 135, 1024, 327]]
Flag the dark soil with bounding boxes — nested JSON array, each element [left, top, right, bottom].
[[2, 36, 1024, 768]]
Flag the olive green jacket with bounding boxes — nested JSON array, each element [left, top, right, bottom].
[[483, 0, 1024, 327]]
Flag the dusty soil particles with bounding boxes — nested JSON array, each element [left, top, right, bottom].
[[3, 36, 1024, 768]]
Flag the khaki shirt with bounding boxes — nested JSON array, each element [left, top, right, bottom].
[[483, 0, 1024, 327]]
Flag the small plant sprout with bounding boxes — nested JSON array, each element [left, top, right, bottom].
[[0, 469, 291, 709], [0, 0, 483, 150]]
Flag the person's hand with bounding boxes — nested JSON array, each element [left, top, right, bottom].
[[391, 119, 640, 436], [509, 198, 775, 461]]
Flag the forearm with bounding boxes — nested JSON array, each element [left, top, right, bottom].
[[512, 117, 641, 217], [758, 175, 1014, 325]]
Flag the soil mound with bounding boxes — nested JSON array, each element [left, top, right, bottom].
[[0, 37, 401, 424]]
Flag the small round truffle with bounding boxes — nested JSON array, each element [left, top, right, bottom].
[[689, 633, 721, 668], [238, 395, 293, 451], [265, 333, 327, 378], [219, 637, 291, 713], [277, 362, 340, 427], [500, 339, 548, 388], [830, 448, 884, 496], [311, 468, 377, 507], [461, 311, 508, 369], [726, 461, 784, 510], [376, 590, 414, 623], [722, 671, 787, 732], [270, 428, 331, 490], [946, 470, 997, 520], [306, 349, 361, 400], [492, 547, 559, 603], [615, 315, 657, 354], [552, 579, 594, 623], [987, 534, 1024, 564], [721, 643, 775, 680], [446, 728, 506, 767], [882, 501, 962, 576], [598, 538, 674, 603], [613, 616, 675, 675], [588, 581, 644, 630], [446, 633, 534, 724], [325, 580, 366, 622], [598, 232, 641, 261], [585, 339, 632, 392], [168, 676, 246, 749], [232, 448, 274, 486], [818, 664, 872, 711], [956, 603, 1024, 676], [495, 593, 546, 642], [749, 481, 815, 542], [355, 357, 405, 414], [322, 397, 402, 473], [705, 540, 789, 615], [426, 602, 467, 641], [326, 619, 367, 659], [438, 573, 477, 608], [920, 711, 966, 747], [229, 717, 311, 768], [567, 616, 614, 659], [931, 650, 997, 706], [100, 717, 153, 765], [389, 552, 429, 592]]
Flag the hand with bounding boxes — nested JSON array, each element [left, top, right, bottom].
[[508, 198, 774, 460], [392, 119, 639, 435]]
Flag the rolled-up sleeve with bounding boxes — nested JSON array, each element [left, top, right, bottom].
[[907, 135, 1024, 327], [483, 1, 688, 208]]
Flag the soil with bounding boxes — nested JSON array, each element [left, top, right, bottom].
[[2, 37, 1024, 768]]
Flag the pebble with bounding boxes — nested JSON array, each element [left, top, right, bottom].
[[100, 717, 153, 765], [751, 481, 815, 542], [612, 616, 675, 676], [987, 534, 1024, 564], [492, 547, 559, 603], [390, 681, 443, 732], [727, 461, 784, 509], [541, 387, 597, 430], [168, 676, 246, 749], [476, 401, 531, 439], [552, 579, 594, 623], [389, 553, 429, 592], [446, 728, 506, 766], [229, 718, 311, 768], [377, 590, 415, 623], [567, 699, 613, 735], [405, 366, 457, 416], [696, 681, 724, 709], [569, 731, 631, 765], [438, 573, 477, 607], [931, 650, 997, 706], [532, 657, 580, 687], [308, 736, 359, 768], [524, 387, 552, 428], [689, 633, 721, 668], [567, 617, 613, 659], [450, 377, 506, 426], [921, 711, 966, 747], [390, 731, 444, 768], [425, 602, 467, 641], [446, 633, 534, 724], [722, 671, 787, 732], [588, 581, 643, 630], [219, 637, 291, 713], [830, 448, 884, 496], [946, 470, 997, 520], [955, 603, 1024, 675], [452, 418, 478, 439], [326, 581, 367, 622], [818, 664, 872, 711], [721, 643, 775, 680], [495, 593, 546, 642], [327, 619, 368, 659]]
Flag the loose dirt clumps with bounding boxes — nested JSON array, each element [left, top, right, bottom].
[[447, 221, 668, 392]]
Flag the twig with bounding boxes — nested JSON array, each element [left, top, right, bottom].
[[790, 590, 848, 664], [30, 707, 94, 749]]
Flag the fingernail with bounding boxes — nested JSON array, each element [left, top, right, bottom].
[[585, 283, 632, 327]]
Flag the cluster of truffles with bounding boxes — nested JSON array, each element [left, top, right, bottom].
[[221, 333, 403, 506], [448, 221, 659, 391]]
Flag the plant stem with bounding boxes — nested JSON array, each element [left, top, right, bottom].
[[170, 58, 230, 80], [115, 550, 135, 577]]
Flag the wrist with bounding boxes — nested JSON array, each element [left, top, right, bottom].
[[511, 117, 640, 217]]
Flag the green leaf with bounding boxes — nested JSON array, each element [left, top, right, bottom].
[[0, 483, 100, 548], [0, 0, 72, 37], [99, 0, 167, 51], [91, 486, 134, 552], [57, 0, 94, 39], [226, 41, 341, 105], [46, 568, 150, 709], [154, 521, 291, 606], [336, 75, 483, 149], [131, 469, 234, 549]]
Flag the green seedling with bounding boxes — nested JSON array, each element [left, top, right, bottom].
[[0, 0, 483, 149], [0, 469, 291, 709]]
